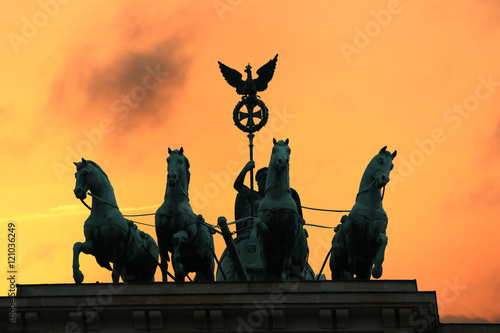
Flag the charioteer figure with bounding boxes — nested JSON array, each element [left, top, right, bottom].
[[234, 161, 267, 237]]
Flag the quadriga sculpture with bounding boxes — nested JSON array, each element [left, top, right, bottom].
[[72, 159, 159, 283], [155, 148, 215, 282], [330, 146, 397, 280]]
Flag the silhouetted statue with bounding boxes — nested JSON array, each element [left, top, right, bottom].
[[218, 54, 278, 97], [330, 146, 397, 280], [72, 159, 159, 283], [234, 161, 267, 237], [155, 148, 215, 282], [254, 138, 310, 280]]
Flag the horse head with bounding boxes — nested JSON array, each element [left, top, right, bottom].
[[73, 158, 94, 200], [167, 147, 190, 190], [271, 138, 290, 171], [368, 146, 397, 189], [73, 158, 110, 200]]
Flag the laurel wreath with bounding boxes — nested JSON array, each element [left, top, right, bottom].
[[233, 98, 269, 133]]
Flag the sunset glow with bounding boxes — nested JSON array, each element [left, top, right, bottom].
[[1, 0, 500, 323]]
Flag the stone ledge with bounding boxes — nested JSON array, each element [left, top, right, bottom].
[[15, 279, 418, 297]]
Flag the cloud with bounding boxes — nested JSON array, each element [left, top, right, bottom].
[[83, 38, 189, 131], [0, 205, 88, 223], [121, 204, 159, 213], [0, 203, 160, 224], [48, 204, 84, 213], [486, 118, 500, 155], [50, 41, 191, 133], [48, 3, 198, 144], [0, 104, 39, 158]]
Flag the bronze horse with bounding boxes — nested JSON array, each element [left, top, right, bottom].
[[155, 148, 215, 282], [330, 146, 396, 280], [72, 159, 159, 283], [256, 139, 307, 280]]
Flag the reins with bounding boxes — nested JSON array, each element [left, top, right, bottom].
[[79, 184, 385, 230], [79, 192, 155, 228], [87, 192, 119, 209], [355, 179, 376, 202]]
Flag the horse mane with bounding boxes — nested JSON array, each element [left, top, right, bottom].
[[185, 157, 191, 187], [86, 160, 110, 181]]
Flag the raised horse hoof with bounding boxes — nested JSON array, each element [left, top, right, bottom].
[[73, 269, 84, 284], [372, 265, 383, 279]]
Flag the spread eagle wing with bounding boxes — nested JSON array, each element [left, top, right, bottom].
[[254, 54, 278, 92], [218, 61, 246, 95]]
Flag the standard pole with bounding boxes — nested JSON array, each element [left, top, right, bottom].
[[248, 133, 255, 217]]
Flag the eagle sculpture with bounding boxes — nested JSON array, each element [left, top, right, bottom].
[[218, 54, 278, 96]]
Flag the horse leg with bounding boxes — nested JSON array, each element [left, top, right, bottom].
[[172, 231, 189, 281], [330, 242, 338, 280], [111, 264, 122, 283], [111, 238, 134, 283], [157, 236, 170, 282], [372, 233, 388, 279], [192, 243, 214, 283], [265, 255, 283, 281], [345, 232, 356, 279], [330, 253, 343, 280], [204, 242, 215, 282], [196, 263, 215, 282], [142, 238, 159, 283], [289, 227, 307, 279], [283, 234, 297, 279], [330, 235, 343, 280], [72, 241, 93, 284], [112, 259, 136, 283], [355, 261, 373, 280], [204, 263, 215, 282], [253, 218, 268, 247]]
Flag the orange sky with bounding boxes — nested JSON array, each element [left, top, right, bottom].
[[1, 0, 500, 323]]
